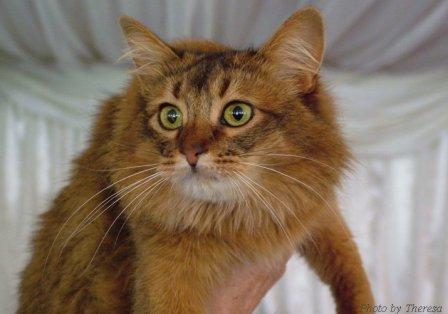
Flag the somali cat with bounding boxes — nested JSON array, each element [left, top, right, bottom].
[[18, 7, 373, 314]]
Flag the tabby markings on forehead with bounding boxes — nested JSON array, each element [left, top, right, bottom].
[[219, 77, 231, 98], [172, 80, 182, 99], [163, 50, 258, 80], [189, 61, 216, 92]]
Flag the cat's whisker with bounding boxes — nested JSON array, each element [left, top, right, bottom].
[[226, 171, 257, 232], [234, 171, 296, 250], [44, 166, 159, 274], [221, 170, 254, 230], [223, 170, 247, 205], [236, 172, 296, 249], [240, 161, 353, 241], [167, 177, 176, 194], [236, 147, 273, 157], [238, 152, 339, 173], [58, 172, 162, 259], [79, 163, 161, 173], [64, 171, 160, 240], [114, 176, 169, 247], [83, 176, 169, 274], [74, 171, 161, 233], [236, 172, 321, 256], [238, 154, 331, 189]]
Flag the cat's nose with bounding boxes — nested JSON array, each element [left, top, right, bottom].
[[184, 143, 208, 168], [178, 122, 213, 168]]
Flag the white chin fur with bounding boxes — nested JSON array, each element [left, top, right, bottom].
[[173, 172, 237, 202], [171, 154, 240, 202]]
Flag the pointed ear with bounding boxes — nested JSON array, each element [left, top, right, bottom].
[[260, 7, 324, 93], [119, 16, 179, 75]]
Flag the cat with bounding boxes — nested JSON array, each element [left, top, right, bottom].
[[18, 7, 374, 313]]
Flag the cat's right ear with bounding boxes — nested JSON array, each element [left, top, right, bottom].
[[259, 7, 324, 93], [119, 16, 179, 74]]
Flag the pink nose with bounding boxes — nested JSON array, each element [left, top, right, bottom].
[[177, 122, 212, 168], [185, 150, 199, 167], [184, 143, 207, 168]]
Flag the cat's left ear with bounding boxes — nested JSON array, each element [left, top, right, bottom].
[[119, 16, 179, 75], [260, 7, 324, 93]]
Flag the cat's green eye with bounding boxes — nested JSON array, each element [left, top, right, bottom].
[[159, 105, 183, 130], [222, 102, 253, 127]]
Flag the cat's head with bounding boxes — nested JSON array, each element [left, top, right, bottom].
[[106, 7, 349, 231]]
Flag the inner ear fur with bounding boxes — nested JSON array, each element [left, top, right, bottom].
[[119, 15, 179, 75], [260, 7, 325, 93]]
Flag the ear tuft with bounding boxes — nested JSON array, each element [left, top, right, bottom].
[[260, 7, 325, 93], [119, 15, 178, 75]]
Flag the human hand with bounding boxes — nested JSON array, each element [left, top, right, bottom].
[[209, 253, 292, 314]]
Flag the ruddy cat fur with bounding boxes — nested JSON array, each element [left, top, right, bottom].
[[18, 7, 374, 313]]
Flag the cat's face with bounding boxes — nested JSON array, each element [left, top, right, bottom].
[[139, 50, 303, 202], [111, 9, 349, 229]]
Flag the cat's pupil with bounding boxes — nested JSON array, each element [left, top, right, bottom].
[[232, 106, 244, 121], [167, 109, 178, 124]]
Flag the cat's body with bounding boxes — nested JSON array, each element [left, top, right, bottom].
[[19, 8, 374, 313]]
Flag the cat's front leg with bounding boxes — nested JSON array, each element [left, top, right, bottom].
[[132, 233, 229, 314], [298, 206, 374, 313]]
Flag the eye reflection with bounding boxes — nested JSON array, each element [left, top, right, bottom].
[[222, 102, 253, 127], [159, 105, 183, 130]]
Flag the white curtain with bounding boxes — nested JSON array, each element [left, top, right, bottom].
[[1, 1, 447, 313], [1, 0, 448, 71]]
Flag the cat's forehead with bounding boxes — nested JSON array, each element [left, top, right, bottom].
[[163, 50, 260, 101]]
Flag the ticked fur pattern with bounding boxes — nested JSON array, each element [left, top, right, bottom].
[[19, 7, 374, 314]]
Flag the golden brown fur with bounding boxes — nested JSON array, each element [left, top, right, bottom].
[[19, 7, 373, 313]]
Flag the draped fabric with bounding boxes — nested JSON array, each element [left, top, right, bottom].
[[1, 0, 448, 72], [0, 1, 447, 313]]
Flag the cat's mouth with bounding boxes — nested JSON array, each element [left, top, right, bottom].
[[185, 167, 220, 180], [181, 169, 218, 184], [175, 170, 230, 201], [168, 166, 237, 202]]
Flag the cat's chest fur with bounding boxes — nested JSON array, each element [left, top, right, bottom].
[[128, 201, 310, 278]]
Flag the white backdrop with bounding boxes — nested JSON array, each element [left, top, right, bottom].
[[1, 1, 448, 313]]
